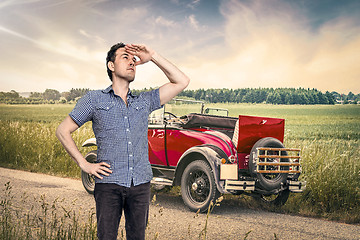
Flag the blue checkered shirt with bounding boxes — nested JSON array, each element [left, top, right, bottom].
[[69, 85, 162, 187]]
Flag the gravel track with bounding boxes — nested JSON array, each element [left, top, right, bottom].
[[0, 167, 359, 240]]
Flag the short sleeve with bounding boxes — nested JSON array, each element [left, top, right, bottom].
[[149, 88, 162, 113], [69, 91, 94, 127]]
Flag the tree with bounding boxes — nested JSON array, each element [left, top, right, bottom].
[[64, 88, 90, 102], [347, 91, 355, 100], [43, 89, 61, 101], [30, 92, 43, 98], [325, 91, 335, 105]]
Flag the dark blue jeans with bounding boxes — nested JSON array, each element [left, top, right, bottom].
[[94, 182, 150, 240]]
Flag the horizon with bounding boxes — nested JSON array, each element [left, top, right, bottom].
[[1, 0, 359, 93], [9, 87, 359, 96]]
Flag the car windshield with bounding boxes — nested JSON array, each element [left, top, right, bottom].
[[148, 99, 204, 125], [203, 107, 229, 116], [165, 99, 204, 117]]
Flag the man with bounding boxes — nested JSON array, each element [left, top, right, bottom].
[[56, 43, 190, 239]]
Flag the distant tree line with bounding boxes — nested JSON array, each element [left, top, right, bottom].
[[0, 88, 89, 104], [177, 88, 359, 105], [0, 88, 359, 105]]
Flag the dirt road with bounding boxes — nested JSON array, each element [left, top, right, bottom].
[[0, 167, 359, 240]]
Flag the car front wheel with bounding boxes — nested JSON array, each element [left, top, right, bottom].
[[181, 160, 220, 213]]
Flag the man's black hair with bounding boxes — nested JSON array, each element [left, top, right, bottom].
[[106, 42, 126, 81]]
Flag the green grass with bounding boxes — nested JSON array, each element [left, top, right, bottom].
[[0, 104, 74, 123], [0, 104, 94, 177], [0, 103, 359, 223]]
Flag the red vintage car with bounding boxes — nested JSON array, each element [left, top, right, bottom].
[[81, 99, 305, 212]]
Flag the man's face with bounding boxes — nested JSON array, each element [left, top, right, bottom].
[[109, 47, 137, 82]]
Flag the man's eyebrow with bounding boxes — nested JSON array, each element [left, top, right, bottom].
[[120, 53, 136, 61]]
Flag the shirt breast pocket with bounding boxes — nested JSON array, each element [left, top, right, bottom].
[[94, 102, 118, 131], [131, 103, 149, 128]]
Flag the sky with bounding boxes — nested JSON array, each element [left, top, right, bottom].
[[0, 0, 359, 94]]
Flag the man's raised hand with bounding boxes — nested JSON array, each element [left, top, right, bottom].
[[125, 44, 155, 66]]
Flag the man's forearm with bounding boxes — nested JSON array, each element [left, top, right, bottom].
[[56, 116, 112, 179], [151, 52, 190, 105], [151, 52, 189, 88], [56, 125, 87, 168]]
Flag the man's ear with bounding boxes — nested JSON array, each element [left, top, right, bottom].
[[107, 61, 115, 71]]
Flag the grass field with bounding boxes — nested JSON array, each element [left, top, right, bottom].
[[0, 103, 359, 223]]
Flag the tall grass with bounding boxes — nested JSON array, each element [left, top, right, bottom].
[[1, 182, 264, 240], [0, 103, 95, 178], [0, 104, 359, 223], [0, 120, 94, 178], [283, 139, 360, 222], [0, 182, 97, 239]]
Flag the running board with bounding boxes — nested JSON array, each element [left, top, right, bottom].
[[151, 177, 173, 186]]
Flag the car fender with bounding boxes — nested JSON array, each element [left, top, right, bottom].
[[173, 145, 227, 194], [82, 137, 97, 147]]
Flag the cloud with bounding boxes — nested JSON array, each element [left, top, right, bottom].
[[188, 14, 200, 30], [187, 0, 201, 10], [180, 0, 360, 93], [0, 25, 38, 44], [0, 0, 359, 94], [0, 0, 43, 9], [155, 16, 177, 27], [0, 24, 103, 63], [79, 29, 106, 43]]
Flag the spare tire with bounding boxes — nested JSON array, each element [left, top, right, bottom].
[[249, 137, 289, 191]]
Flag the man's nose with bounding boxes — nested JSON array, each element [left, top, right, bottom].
[[130, 59, 135, 66]]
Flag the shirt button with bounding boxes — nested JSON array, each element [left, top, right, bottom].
[[128, 142, 132, 145], [129, 154, 133, 157], [126, 128, 130, 132], [129, 167, 133, 171], [106, 107, 109, 110], [124, 116, 128, 119]]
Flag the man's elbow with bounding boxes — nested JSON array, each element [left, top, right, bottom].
[[181, 76, 190, 90], [56, 122, 70, 142], [55, 124, 64, 141], [185, 76, 190, 87]]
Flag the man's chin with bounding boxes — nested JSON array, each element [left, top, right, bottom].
[[124, 74, 135, 83], [127, 77, 135, 83]]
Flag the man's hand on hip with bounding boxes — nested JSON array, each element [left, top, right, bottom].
[[79, 161, 112, 180]]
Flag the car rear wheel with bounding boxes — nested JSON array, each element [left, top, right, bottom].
[[81, 150, 96, 194], [255, 189, 290, 206], [181, 160, 220, 213]]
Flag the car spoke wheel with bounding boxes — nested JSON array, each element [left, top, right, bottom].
[[188, 170, 210, 203], [181, 160, 219, 213], [81, 150, 96, 194]]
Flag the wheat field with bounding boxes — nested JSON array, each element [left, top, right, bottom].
[[0, 103, 359, 223]]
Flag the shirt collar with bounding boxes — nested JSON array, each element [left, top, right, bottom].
[[102, 85, 136, 98], [102, 85, 113, 94]]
